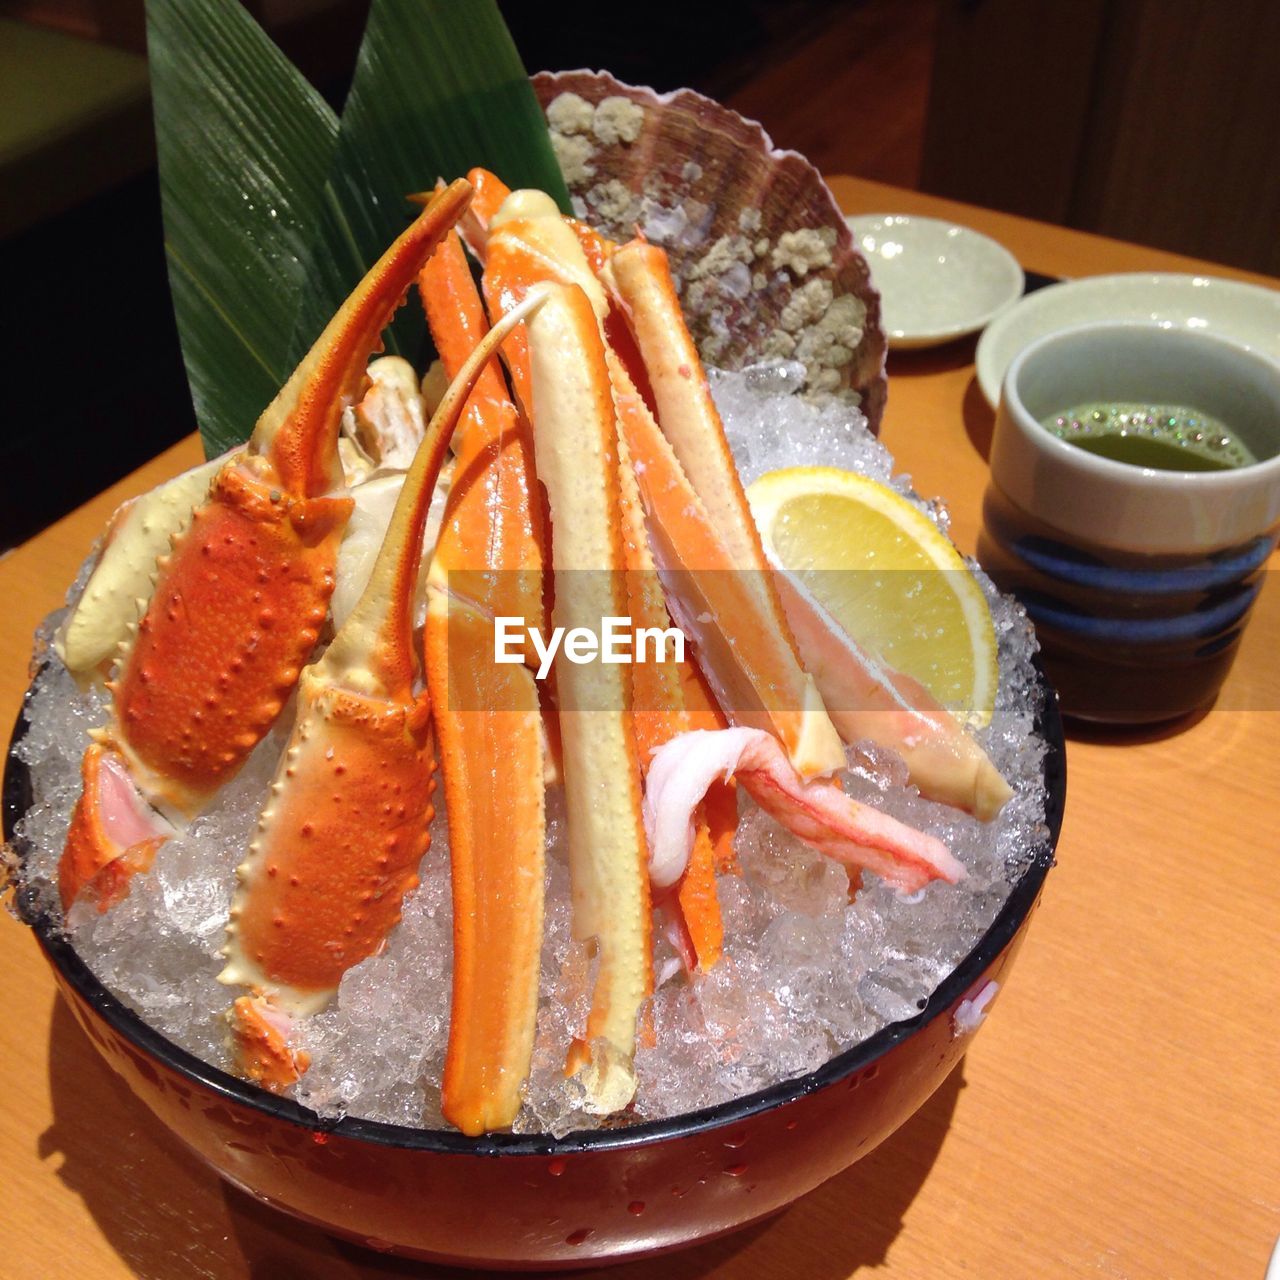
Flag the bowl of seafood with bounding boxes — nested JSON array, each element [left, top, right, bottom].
[[4, 73, 1064, 1268]]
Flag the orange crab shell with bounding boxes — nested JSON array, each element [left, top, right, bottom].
[[59, 744, 167, 913], [223, 672, 436, 1006], [230, 995, 312, 1092], [109, 468, 351, 816]]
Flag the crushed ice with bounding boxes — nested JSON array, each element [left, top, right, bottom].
[[13, 362, 1046, 1135]]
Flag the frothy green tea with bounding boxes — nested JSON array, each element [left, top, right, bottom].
[[1040, 402, 1257, 472]]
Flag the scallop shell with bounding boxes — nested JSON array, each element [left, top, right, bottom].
[[533, 69, 888, 432]]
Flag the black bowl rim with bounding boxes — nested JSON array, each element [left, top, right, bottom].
[[4, 663, 1064, 1158]]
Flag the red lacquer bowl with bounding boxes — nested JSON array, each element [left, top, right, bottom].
[[5, 672, 1065, 1269]]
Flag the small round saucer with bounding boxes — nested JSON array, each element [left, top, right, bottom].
[[847, 214, 1023, 350]]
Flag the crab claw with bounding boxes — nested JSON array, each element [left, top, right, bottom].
[[106, 179, 474, 819], [57, 183, 477, 918], [229, 995, 311, 1090], [56, 452, 228, 683], [219, 289, 549, 1083]]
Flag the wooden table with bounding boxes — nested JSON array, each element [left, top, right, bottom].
[[2, 176, 1277, 1279]]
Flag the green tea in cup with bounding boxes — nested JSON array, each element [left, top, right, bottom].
[[985, 321, 1280, 723], [1039, 402, 1257, 472]]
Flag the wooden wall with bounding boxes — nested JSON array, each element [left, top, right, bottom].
[[922, 0, 1280, 275]]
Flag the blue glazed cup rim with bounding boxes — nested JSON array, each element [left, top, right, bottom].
[[1011, 531, 1274, 595]]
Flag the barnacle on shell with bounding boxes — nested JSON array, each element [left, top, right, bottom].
[[533, 70, 888, 431]]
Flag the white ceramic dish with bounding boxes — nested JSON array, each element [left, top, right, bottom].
[[846, 213, 1023, 350], [976, 272, 1280, 409]]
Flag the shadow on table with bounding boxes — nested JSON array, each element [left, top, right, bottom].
[[563, 1065, 965, 1280], [39, 995, 352, 1278], [885, 336, 979, 383], [41, 992, 964, 1278], [1064, 701, 1214, 746], [961, 374, 996, 463]]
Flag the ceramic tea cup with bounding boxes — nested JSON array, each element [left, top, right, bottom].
[[979, 321, 1280, 723]]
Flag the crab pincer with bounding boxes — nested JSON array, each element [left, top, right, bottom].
[[58, 181, 474, 913], [219, 289, 549, 1090], [55, 452, 229, 684]]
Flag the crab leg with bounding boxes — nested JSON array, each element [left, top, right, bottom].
[[454, 165, 516, 263], [678, 661, 742, 874], [478, 188, 725, 1038], [219, 290, 547, 1090], [616, 402, 724, 973], [481, 188, 955, 937], [57, 182, 474, 912], [419, 230, 549, 1136], [598, 250, 963, 890], [599, 237, 1013, 818], [488, 191, 727, 970], [520, 203, 739, 895], [481, 187, 609, 418], [606, 352, 836, 768], [602, 241, 845, 781], [524, 284, 652, 1115], [473, 186, 956, 1055]]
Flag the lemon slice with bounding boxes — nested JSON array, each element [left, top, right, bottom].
[[747, 466, 998, 726]]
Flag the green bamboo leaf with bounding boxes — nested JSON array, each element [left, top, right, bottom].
[[289, 0, 570, 365], [147, 0, 340, 458]]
